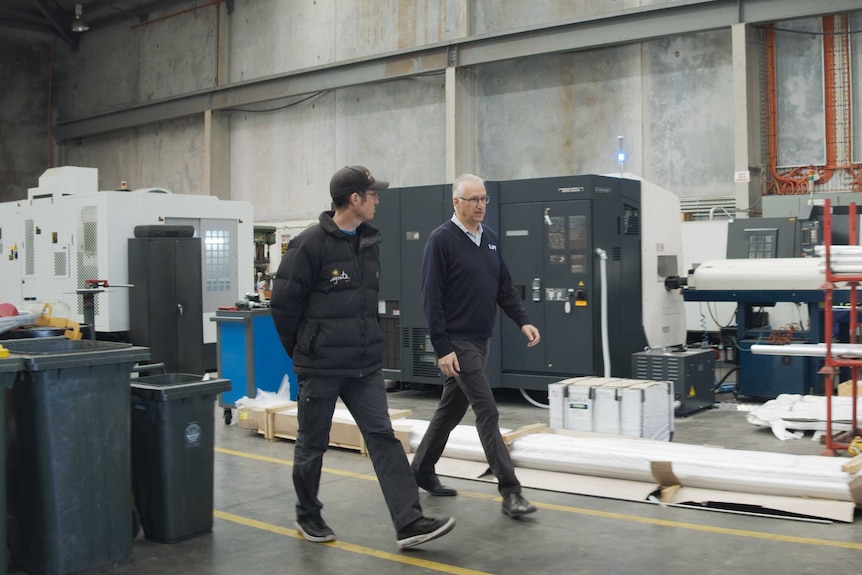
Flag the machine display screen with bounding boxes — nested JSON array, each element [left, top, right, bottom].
[[743, 228, 778, 258]]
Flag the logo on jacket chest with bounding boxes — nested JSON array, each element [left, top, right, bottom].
[[330, 269, 351, 285]]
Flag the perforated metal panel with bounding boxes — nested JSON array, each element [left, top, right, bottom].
[[24, 219, 34, 276], [380, 317, 400, 370], [623, 204, 640, 235], [76, 205, 100, 317], [410, 327, 438, 378], [53, 250, 68, 277]]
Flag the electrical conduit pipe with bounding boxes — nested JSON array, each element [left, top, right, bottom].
[[595, 248, 611, 377]]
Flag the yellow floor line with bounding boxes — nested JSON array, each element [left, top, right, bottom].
[[531, 500, 862, 550], [213, 510, 493, 575], [216, 447, 377, 480], [214, 447, 862, 551]]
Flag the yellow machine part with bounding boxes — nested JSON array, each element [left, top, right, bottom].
[[34, 302, 82, 340]]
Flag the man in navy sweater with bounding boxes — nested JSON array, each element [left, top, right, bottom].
[[411, 173, 542, 518]]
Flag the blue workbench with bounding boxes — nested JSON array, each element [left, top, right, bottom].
[[212, 308, 297, 424]]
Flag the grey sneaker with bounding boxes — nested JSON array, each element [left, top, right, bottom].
[[396, 516, 455, 550], [296, 515, 335, 542]]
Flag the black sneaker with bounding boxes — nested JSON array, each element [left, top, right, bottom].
[[501, 494, 537, 518], [296, 515, 335, 542], [396, 516, 455, 550]]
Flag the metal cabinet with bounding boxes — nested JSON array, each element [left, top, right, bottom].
[[212, 309, 296, 423], [128, 234, 204, 374]]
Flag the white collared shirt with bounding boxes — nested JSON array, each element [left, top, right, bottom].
[[451, 214, 483, 246]]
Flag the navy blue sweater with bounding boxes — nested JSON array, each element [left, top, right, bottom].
[[421, 221, 530, 358]]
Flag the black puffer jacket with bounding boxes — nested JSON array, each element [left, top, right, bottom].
[[270, 211, 383, 377]]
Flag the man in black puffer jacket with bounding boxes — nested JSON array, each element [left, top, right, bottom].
[[270, 165, 455, 550]]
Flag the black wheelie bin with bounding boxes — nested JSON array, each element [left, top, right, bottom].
[[3, 337, 150, 575], [130, 373, 230, 543], [0, 345, 22, 575]]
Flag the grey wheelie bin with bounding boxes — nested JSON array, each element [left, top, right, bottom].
[[0, 347, 22, 575], [130, 373, 230, 543], [3, 337, 150, 575]]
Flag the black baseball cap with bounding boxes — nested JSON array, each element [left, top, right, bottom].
[[330, 165, 389, 199]]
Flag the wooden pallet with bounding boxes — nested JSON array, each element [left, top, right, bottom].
[[242, 402, 412, 455]]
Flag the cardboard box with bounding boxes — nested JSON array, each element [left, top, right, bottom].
[[548, 381, 569, 430], [357, 408, 412, 455], [838, 380, 862, 396], [266, 402, 412, 455], [268, 403, 299, 439], [593, 379, 631, 435], [563, 377, 604, 432], [549, 376, 602, 430], [236, 405, 267, 432], [619, 380, 673, 441], [329, 410, 364, 449], [392, 421, 413, 454], [551, 377, 672, 441]]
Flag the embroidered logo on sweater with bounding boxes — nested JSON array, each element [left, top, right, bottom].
[[330, 270, 351, 285], [489, 244, 497, 251]]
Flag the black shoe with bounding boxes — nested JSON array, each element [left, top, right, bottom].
[[501, 494, 537, 518], [414, 472, 458, 496], [296, 516, 335, 542], [397, 516, 455, 550]]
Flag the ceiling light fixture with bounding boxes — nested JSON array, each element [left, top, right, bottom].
[[71, 3, 89, 33]]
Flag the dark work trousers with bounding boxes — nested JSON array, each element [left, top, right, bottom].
[[410, 339, 522, 497], [293, 371, 423, 531]]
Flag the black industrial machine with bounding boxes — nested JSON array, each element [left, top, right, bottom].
[[726, 216, 819, 259], [726, 208, 854, 260], [377, 183, 502, 386], [377, 175, 647, 391], [631, 348, 715, 415]]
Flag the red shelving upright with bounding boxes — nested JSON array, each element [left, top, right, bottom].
[[820, 198, 861, 456]]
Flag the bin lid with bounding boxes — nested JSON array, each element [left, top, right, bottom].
[[0, 355, 23, 387], [3, 337, 151, 371], [131, 374, 231, 401]]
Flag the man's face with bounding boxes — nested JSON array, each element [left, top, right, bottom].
[[453, 180, 487, 227], [356, 190, 380, 221]]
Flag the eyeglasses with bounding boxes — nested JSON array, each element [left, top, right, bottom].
[[362, 190, 379, 199], [456, 196, 491, 205]]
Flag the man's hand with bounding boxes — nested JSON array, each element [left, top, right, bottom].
[[522, 324, 541, 347], [438, 351, 460, 377]]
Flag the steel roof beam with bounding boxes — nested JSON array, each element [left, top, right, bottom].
[[30, 0, 78, 50], [55, 0, 862, 140]]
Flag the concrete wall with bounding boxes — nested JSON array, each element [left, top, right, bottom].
[[231, 76, 446, 222], [0, 33, 52, 200], [57, 116, 205, 194], [0, 0, 857, 222]]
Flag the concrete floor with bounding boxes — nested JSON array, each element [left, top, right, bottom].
[[24, 385, 862, 575]]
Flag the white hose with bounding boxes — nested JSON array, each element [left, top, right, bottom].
[[519, 388, 550, 409], [595, 248, 611, 377]]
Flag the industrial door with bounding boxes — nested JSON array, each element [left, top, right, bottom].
[[500, 200, 596, 377]]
